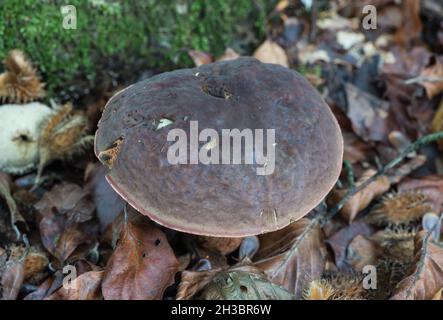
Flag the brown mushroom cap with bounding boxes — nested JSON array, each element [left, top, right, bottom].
[[94, 57, 343, 237]]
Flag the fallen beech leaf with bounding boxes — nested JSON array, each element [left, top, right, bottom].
[[201, 264, 295, 300], [255, 218, 310, 259], [1, 247, 25, 300], [346, 235, 380, 272], [196, 236, 243, 256], [418, 58, 443, 99], [176, 269, 220, 300], [432, 288, 442, 300], [342, 131, 373, 164], [394, 0, 422, 47], [102, 214, 179, 300], [193, 246, 229, 270], [9, 245, 49, 281], [345, 83, 390, 143], [34, 182, 97, 262], [329, 169, 390, 223], [387, 155, 427, 185], [399, 175, 443, 212], [326, 222, 374, 272], [45, 270, 104, 300], [84, 162, 125, 231], [391, 231, 443, 300], [254, 218, 327, 298], [23, 277, 54, 300], [253, 40, 289, 67], [217, 47, 240, 62], [35, 182, 95, 223], [188, 50, 213, 66]]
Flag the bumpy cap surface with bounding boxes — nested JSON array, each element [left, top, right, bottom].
[[95, 57, 343, 237]]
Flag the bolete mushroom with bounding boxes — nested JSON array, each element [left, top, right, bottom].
[[95, 57, 343, 237]]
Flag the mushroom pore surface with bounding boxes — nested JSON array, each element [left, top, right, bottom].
[[94, 57, 343, 237]]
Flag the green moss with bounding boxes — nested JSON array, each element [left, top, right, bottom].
[[1, 0, 274, 99]]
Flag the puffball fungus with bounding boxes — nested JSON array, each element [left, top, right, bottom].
[[0, 102, 53, 174], [95, 57, 343, 237]]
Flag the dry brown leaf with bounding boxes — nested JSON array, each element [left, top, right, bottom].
[[188, 50, 213, 66], [23, 250, 48, 281], [346, 235, 380, 272], [23, 276, 54, 300], [342, 131, 372, 164], [345, 83, 390, 143], [176, 269, 220, 300], [394, 0, 422, 47], [253, 40, 289, 67], [326, 222, 374, 271], [432, 288, 443, 300], [34, 182, 97, 263], [391, 231, 443, 300], [196, 236, 243, 255], [329, 169, 391, 223], [217, 48, 240, 62], [84, 162, 125, 231], [0, 50, 45, 103], [254, 218, 327, 298], [101, 214, 179, 300], [1, 247, 25, 300], [45, 270, 104, 300]]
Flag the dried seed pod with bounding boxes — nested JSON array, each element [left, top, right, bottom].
[[0, 50, 45, 103], [36, 103, 94, 183], [368, 192, 432, 226], [303, 279, 335, 300], [0, 103, 53, 174], [320, 272, 366, 300], [375, 227, 416, 263], [369, 227, 416, 299]]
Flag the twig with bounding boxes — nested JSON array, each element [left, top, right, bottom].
[[343, 160, 355, 190], [309, 0, 318, 42], [405, 75, 443, 85], [272, 131, 443, 276]]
